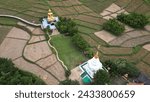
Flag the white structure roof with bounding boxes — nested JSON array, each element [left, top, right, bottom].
[[80, 52, 103, 78], [41, 17, 59, 30]]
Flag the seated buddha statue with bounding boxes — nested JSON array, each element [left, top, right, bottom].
[[47, 9, 55, 22]]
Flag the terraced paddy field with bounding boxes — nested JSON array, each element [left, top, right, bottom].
[[0, 0, 150, 84]]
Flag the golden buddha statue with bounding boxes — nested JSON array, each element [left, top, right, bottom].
[[47, 9, 55, 22]]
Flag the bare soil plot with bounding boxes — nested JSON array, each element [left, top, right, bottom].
[[105, 3, 121, 13], [36, 54, 57, 69], [145, 25, 150, 32], [0, 38, 27, 60], [69, 67, 83, 84], [24, 41, 52, 62], [6, 27, 30, 40], [121, 35, 150, 47], [143, 44, 150, 51], [28, 35, 45, 44], [46, 62, 66, 81], [94, 30, 116, 43], [32, 28, 45, 35], [13, 57, 59, 85]]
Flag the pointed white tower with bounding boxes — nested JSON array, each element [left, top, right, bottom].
[[86, 51, 103, 78]]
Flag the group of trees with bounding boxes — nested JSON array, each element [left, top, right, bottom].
[[103, 19, 125, 36], [103, 59, 140, 78], [0, 58, 45, 85], [117, 13, 148, 28], [56, 17, 78, 36], [72, 34, 94, 58], [93, 70, 110, 85], [103, 12, 149, 36], [92, 58, 140, 85]]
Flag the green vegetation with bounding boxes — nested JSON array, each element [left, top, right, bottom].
[[56, 17, 78, 36], [0, 0, 49, 23], [59, 79, 79, 85], [51, 35, 86, 69], [0, 26, 12, 44], [79, 0, 116, 13], [117, 13, 149, 28], [0, 17, 17, 26], [0, 58, 45, 85], [103, 19, 125, 36], [144, 0, 150, 4], [93, 70, 110, 85], [72, 34, 94, 58], [103, 59, 140, 78]]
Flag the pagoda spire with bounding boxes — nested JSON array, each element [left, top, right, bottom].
[[94, 51, 99, 59]]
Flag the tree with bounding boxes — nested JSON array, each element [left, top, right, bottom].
[[56, 17, 78, 36], [103, 19, 125, 36], [93, 70, 110, 85], [117, 13, 148, 28], [0, 58, 45, 85]]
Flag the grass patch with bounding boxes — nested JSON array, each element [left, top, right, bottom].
[[0, 17, 18, 25], [78, 25, 96, 34], [144, 0, 150, 4], [0, 26, 12, 44], [74, 19, 102, 30], [0, 0, 49, 22], [79, 0, 116, 13], [51, 35, 87, 69], [132, 46, 142, 54]]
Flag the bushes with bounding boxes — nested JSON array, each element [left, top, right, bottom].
[[72, 34, 94, 58], [103, 59, 140, 78], [0, 58, 45, 85], [117, 13, 148, 28], [93, 70, 110, 85], [84, 48, 94, 58], [56, 17, 78, 36], [59, 79, 80, 85], [72, 34, 89, 50], [103, 19, 125, 36]]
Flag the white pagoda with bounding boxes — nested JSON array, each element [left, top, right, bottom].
[[79, 52, 104, 84]]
